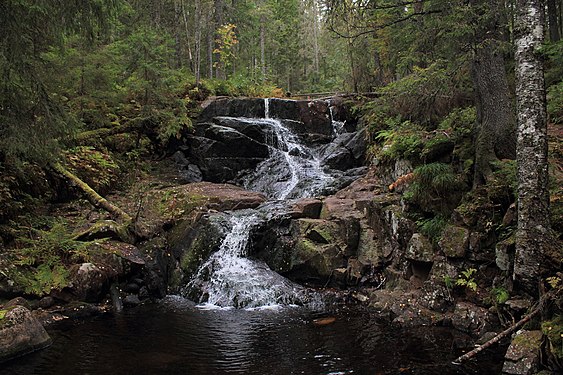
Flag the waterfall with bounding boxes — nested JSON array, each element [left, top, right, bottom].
[[242, 99, 334, 199], [184, 211, 307, 308], [329, 105, 345, 136], [185, 98, 335, 308], [264, 97, 270, 118]]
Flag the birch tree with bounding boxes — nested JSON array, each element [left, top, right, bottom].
[[513, 0, 555, 294]]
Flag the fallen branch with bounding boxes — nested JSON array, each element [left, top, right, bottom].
[[452, 292, 552, 365], [52, 162, 132, 224], [74, 117, 147, 144]]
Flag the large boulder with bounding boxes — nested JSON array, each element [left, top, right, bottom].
[[438, 225, 469, 258], [0, 306, 51, 363], [167, 212, 231, 290], [405, 233, 435, 262], [267, 99, 332, 137], [183, 124, 270, 182]]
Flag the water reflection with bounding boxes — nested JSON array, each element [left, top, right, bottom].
[[2, 297, 503, 375]]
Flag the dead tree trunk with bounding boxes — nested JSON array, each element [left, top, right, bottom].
[[52, 163, 132, 224]]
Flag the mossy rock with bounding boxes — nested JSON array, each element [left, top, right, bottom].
[[438, 225, 469, 258], [542, 315, 563, 360]]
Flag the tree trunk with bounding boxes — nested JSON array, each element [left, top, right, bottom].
[[52, 163, 132, 224], [193, 0, 202, 84], [181, 0, 195, 74], [174, 0, 183, 69], [470, 0, 516, 186], [214, 0, 225, 79], [471, 41, 516, 186], [260, 14, 266, 79], [513, 0, 552, 295], [547, 0, 561, 41]]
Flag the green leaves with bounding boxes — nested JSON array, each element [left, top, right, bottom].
[[456, 268, 478, 292]]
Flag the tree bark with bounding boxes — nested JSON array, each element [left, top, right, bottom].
[[73, 117, 146, 143], [260, 14, 266, 79], [547, 0, 561, 42], [470, 0, 516, 186], [193, 0, 202, 84], [513, 0, 552, 295]]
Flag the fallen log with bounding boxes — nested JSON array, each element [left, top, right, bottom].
[[51, 162, 132, 224], [452, 291, 553, 365]]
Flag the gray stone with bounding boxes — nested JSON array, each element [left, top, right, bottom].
[[450, 302, 496, 337], [502, 330, 542, 375], [0, 306, 51, 363], [496, 236, 516, 272], [406, 233, 435, 262]]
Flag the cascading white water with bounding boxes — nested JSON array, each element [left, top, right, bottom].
[[260, 98, 333, 199], [186, 98, 335, 308], [185, 211, 307, 308], [329, 105, 346, 136]]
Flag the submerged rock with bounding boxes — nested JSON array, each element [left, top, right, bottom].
[[0, 306, 51, 363]]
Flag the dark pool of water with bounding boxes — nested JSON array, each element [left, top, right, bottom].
[[2, 297, 504, 375]]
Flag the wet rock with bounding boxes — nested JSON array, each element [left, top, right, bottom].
[[212, 117, 278, 145], [438, 225, 469, 258], [280, 218, 360, 283], [450, 302, 496, 337], [328, 96, 358, 131], [139, 237, 174, 298], [183, 124, 271, 182], [406, 233, 435, 262], [168, 213, 231, 289], [502, 330, 542, 375], [320, 197, 363, 220], [268, 99, 332, 137], [319, 142, 355, 170], [123, 294, 141, 307], [287, 198, 323, 219], [68, 263, 107, 302], [0, 306, 51, 363]]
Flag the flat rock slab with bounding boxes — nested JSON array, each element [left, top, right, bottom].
[[180, 182, 267, 211]]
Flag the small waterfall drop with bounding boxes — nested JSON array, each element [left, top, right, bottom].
[[184, 211, 307, 308], [244, 99, 333, 199], [329, 105, 346, 136]]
